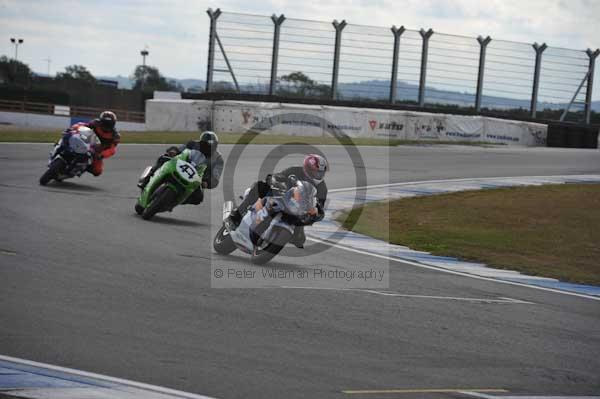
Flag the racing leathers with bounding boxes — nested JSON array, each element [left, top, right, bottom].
[[231, 166, 327, 248], [70, 119, 120, 176], [139, 140, 224, 205]]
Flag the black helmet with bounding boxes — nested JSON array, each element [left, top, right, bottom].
[[99, 111, 117, 130], [199, 131, 218, 155]]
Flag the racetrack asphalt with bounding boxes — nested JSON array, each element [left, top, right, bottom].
[[1, 142, 599, 399]]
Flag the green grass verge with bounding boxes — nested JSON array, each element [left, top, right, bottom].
[[0, 129, 496, 146], [337, 184, 600, 285]]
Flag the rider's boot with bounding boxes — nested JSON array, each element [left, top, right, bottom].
[[137, 175, 150, 189], [137, 166, 156, 189], [226, 208, 243, 230], [289, 226, 306, 249]]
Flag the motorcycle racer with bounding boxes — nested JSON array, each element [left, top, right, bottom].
[[69, 111, 120, 176], [138, 131, 224, 205], [227, 154, 328, 248]]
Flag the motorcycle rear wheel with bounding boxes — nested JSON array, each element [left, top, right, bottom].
[[39, 158, 66, 186]]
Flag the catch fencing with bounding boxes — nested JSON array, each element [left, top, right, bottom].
[[204, 9, 599, 125]]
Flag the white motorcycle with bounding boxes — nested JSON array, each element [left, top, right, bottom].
[[39, 126, 99, 185], [213, 179, 318, 265]]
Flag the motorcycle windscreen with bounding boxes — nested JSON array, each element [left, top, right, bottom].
[[282, 181, 317, 216], [187, 149, 207, 168], [77, 127, 98, 146], [68, 135, 90, 154]]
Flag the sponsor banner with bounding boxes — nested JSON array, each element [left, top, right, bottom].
[[484, 118, 529, 145], [322, 106, 369, 138], [145, 99, 212, 131], [405, 113, 449, 141], [445, 115, 485, 142], [144, 99, 549, 146], [215, 102, 324, 136], [525, 123, 548, 146], [364, 110, 407, 139]]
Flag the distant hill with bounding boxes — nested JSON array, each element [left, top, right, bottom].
[[97, 76, 205, 92], [337, 79, 600, 112], [95, 75, 599, 112]]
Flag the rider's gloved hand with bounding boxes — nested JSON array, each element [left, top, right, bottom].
[[165, 146, 179, 157], [311, 203, 325, 223], [60, 129, 72, 146], [287, 174, 298, 187], [92, 144, 104, 160], [264, 174, 273, 186]]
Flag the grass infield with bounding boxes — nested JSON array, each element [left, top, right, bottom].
[[338, 184, 600, 285], [0, 129, 495, 147]]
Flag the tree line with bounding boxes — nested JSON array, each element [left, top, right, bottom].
[[0, 55, 181, 92]]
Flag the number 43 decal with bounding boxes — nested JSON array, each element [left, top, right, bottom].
[[178, 163, 196, 179]]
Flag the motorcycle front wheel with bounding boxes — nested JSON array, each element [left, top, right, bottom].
[[39, 158, 66, 186], [213, 225, 236, 255], [142, 186, 177, 220], [250, 226, 292, 265]]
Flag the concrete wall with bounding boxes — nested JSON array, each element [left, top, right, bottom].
[[145, 100, 212, 132], [146, 99, 548, 146], [0, 111, 146, 131], [0, 111, 71, 129]]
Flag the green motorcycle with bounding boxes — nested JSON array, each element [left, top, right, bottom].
[[135, 149, 207, 220]]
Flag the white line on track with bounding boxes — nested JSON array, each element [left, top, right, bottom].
[[328, 174, 600, 193], [307, 237, 600, 302], [0, 354, 217, 399], [278, 286, 534, 304], [461, 392, 600, 399]]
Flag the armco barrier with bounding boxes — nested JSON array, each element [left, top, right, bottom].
[[146, 99, 549, 146]]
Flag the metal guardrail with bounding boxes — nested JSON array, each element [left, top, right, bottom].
[[0, 99, 145, 123], [0, 99, 54, 115], [70, 105, 145, 123]]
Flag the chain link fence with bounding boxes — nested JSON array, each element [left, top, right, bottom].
[[205, 9, 599, 124]]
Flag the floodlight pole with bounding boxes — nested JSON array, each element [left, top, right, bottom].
[[10, 38, 24, 61], [140, 48, 149, 90]]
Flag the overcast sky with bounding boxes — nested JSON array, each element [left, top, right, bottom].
[[1, 0, 599, 99]]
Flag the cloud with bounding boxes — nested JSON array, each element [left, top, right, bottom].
[[0, 0, 598, 99]]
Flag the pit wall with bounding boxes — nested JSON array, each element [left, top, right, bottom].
[[145, 99, 548, 146]]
